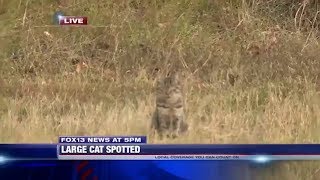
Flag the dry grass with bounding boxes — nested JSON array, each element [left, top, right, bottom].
[[1, 0, 320, 179]]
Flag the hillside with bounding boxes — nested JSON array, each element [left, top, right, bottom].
[[1, 0, 320, 179]]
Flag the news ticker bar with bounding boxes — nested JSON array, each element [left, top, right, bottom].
[[1, 144, 320, 161], [57, 144, 320, 155]]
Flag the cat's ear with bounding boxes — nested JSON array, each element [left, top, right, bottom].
[[171, 71, 180, 84]]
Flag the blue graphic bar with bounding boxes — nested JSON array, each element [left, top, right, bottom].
[[58, 136, 147, 144], [57, 154, 320, 161], [57, 144, 320, 155], [0, 144, 320, 160], [140, 144, 320, 155], [0, 144, 57, 160]]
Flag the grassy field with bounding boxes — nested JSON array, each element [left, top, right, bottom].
[[1, 0, 320, 179]]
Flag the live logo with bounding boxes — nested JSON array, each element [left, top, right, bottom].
[[59, 16, 88, 25]]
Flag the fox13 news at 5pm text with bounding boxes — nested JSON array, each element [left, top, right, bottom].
[[1, 136, 320, 180]]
